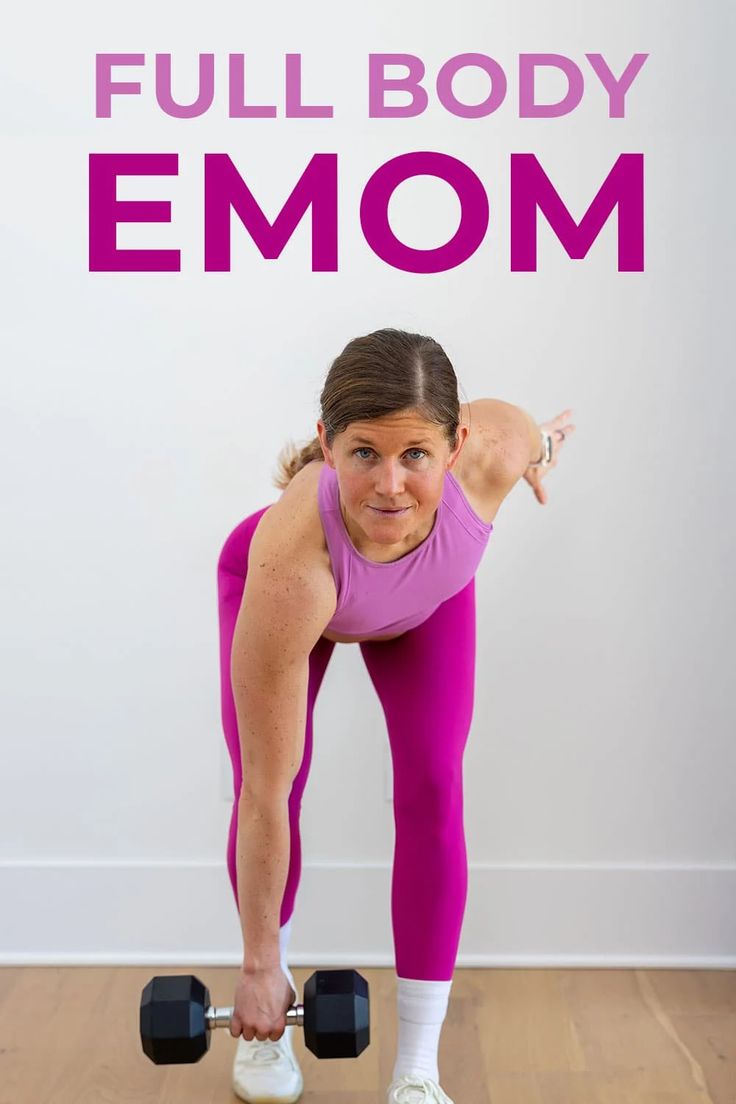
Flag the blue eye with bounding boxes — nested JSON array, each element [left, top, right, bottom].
[[353, 448, 427, 461]]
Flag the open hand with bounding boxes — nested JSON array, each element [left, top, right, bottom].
[[523, 409, 576, 505]]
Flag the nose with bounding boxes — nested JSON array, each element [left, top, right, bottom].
[[374, 462, 405, 499]]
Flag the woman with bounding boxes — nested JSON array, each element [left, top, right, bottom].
[[217, 328, 574, 1104]]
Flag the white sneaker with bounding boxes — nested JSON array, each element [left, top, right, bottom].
[[232, 1027, 304, 1104], [387, 1073, 455, 1103]]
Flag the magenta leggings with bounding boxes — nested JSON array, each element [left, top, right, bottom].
[[217, 506, 477, 981]]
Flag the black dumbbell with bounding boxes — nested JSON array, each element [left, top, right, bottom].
[[140, 968, 370, 1064]]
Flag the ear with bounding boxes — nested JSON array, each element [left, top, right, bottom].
[[447, 424, 470, 467], [316, 420, 335, 468]]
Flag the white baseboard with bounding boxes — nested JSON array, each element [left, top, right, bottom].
[[2, 860, 734, 968]]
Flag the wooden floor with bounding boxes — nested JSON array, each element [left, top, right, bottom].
[[0, 966, 734, 1103]]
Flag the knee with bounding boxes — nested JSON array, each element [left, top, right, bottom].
[[394, 758, 464, 823]]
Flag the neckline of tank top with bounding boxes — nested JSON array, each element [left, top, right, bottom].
[[330, 467, 492, 568]]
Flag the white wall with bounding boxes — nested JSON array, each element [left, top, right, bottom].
[[2, 0, 734, 967]]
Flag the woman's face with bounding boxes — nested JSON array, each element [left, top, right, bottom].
[[317, 408, 468, 548]]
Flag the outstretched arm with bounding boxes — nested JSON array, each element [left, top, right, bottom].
[[467, 399, 576, 506]]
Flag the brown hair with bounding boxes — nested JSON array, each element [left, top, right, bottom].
[[273, 327, 466, 490]]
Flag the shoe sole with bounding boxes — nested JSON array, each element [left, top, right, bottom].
[[232, 1074, 304, 1104]]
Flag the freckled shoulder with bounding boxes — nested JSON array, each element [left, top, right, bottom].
[[453, 401, 520, 524], [262, 458, 334, 581], [451, 430, 501, 525]]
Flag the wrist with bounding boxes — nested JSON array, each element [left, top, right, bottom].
[[242, 959, 282, 974], [528, 427, 552, 468], [529, 430, 543, 465], [517, 407, 546, 466], [242, 946, 282, 973]]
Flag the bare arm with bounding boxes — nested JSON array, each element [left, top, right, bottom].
[[230, 499, 336, 970], [467, 398, 575, 507], [233, 664, 309, 972], [468, 398, 543, 470]]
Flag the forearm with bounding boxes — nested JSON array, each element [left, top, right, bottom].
[[236, 791, 291, 971], [230, 649, 311, 972], [516, 406, 546, 465]]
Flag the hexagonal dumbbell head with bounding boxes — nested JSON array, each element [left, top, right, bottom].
[[140, 974, 211, 1065], [304, 969, 370, 1058]]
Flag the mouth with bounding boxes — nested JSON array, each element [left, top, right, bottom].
[[368, 505, 412, 517]]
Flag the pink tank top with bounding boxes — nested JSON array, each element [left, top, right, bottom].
[[317, 462, 493, 636]]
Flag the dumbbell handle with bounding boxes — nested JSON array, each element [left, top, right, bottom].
[[206, 1003, 304, 1029]]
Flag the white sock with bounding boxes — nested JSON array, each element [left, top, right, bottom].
[[392, 975, 452, 1084], [279, 917, 298, 1003]]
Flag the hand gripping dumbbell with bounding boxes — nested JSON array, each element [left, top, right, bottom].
[[140, 968, 370, 1064]]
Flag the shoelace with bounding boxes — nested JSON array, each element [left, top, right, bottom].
[[391, 1074, 453, 1103]]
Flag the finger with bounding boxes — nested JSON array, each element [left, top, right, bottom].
[[551, 413, 575, 435], [553, 425, 574, 445]]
